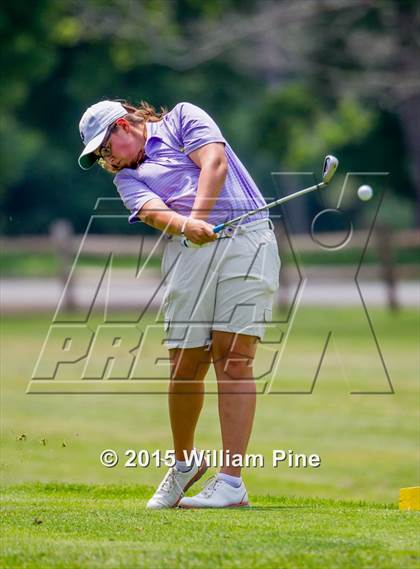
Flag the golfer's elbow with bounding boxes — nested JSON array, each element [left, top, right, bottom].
[[140, 210, 162, 227], [138, 204, 178, 232], [138, 198, 166, 225], [139, 213, 151, 226], [138, 208, 153, 224]]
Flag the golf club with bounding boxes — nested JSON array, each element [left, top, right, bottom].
[[182, 155, 339, 248]]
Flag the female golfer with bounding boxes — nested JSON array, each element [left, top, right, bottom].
[[78, 100, 280, 508]]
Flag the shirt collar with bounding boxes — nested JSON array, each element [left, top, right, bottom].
[[145, 121, 163, 156]]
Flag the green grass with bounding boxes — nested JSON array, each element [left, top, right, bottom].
[[1, 308, 419, 567], [1, 484, 419, 569], [1, 247, 418, 277], [0, 252, 162, 278]]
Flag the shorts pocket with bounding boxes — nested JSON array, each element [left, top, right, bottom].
[[162, 295, 173, 332], [161, 243, 171, 280], [268, 241, 281, 292]]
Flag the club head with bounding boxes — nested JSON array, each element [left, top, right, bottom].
[[322, 155, 339, 184]]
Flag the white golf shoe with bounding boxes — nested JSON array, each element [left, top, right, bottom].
[[146, 461, 208, 509], [178, 476, 249, 508]]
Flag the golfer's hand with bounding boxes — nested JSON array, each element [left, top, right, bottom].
[[183, 219, 217, 245]]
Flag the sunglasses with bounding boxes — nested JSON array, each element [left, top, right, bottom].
[[96, 123, 118, 160]]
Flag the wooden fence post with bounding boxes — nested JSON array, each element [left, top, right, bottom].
[[50, 219, 76, 312], [375, 223, 399, 312]]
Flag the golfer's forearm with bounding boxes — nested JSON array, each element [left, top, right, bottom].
[[191, 162, 228, 221], [141, 207, 187, 235]]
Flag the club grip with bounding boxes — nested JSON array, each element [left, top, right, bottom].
[[213, 223, 225, 234]]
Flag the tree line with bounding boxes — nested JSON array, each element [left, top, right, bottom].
[[1, 0, 418, 235]]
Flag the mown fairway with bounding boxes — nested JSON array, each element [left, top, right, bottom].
[[1, 308, 418, 568], [1, 484, 418, 569]]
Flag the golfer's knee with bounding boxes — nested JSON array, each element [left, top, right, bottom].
[[171, 358, 209, 381], [219, 352, 254, 380], [171, 367, 205, 381], [169, 347, 211, 380]]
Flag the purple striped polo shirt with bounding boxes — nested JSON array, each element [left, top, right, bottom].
[[114, 102, 268, 226]]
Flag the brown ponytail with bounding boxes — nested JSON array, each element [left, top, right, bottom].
[[121, 100, 168, 124]]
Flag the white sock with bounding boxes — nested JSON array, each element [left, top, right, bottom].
[[176, 451, 200, 472], [217, 472, 242, 488], [175, 459, 193, 472]]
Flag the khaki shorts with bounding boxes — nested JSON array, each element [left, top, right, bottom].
[[160, 218, 280, 349]]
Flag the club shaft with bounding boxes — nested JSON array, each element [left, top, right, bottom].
[[213, 181, 326, 233]]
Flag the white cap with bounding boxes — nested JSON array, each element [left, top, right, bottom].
[[78, 100, 128, 170]]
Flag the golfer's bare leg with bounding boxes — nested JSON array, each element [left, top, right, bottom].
[[211, 331, 258, 477], [168, 347, 211, 460]]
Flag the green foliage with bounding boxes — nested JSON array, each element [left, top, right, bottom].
[[1, 0, 417, 235], [255, 85, 375, 169]]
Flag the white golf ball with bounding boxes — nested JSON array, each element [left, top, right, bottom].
[[357, 184, 373, 201]]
